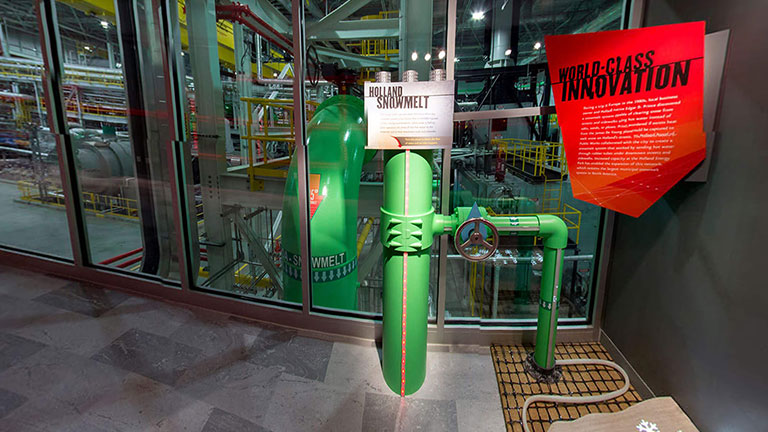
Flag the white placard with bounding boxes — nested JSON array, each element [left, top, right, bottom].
[[364, 80, 455, 149]]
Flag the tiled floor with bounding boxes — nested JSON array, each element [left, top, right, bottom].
[[0, 265, 505, 431]]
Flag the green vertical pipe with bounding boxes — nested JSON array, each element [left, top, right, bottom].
[[532, 215, 568, 370], [282, 95, 367, 310], [381, 149, 434, 395]]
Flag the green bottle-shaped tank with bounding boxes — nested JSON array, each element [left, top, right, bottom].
[[281, 95, 368, 310]]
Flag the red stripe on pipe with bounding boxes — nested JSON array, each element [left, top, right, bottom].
[[99, 247, 143, 265], [401, 150, 410, 397]]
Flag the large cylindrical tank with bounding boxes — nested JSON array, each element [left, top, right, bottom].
[[281, 95, 367, 310], [74, 139, 134, 194]]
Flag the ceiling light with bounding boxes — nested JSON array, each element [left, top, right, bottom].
[[181, 52, 185, 56], [100, 20, 109, 29], [115, 63, 121, 68], [471, 11, 485, 20], [273, 72, 278, 77], [454, 57, 460, 62], [411, 51, 418, 61], [504, 48, 512, 56], [438, 50, 446, 60], [424, 53, 431, 61], [533, 41, 542, 50], [84, 46, 91, 51]]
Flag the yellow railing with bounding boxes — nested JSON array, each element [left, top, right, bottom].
[[17, 181, 139, 220], [346, 11, 399, 60], [241, 97, 318, 191], [492, 138, 567, 178]]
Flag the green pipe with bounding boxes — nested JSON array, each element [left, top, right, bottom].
[[381, 149, 436, 395], [281, 95, 369, 310]]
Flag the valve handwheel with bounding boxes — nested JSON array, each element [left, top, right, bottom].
[[454, 217, 499, 261]]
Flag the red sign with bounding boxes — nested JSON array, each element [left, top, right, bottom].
[[545, 22, 706, 217], [308, 174, 325, 218]]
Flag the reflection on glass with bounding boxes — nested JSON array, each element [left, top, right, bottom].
[[454, 0, 623, 110], [447, 116, 600, 321], [185, 0, 300, 305]]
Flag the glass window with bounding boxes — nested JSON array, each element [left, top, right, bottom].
[[454, 0, 624, 111], [183, 0, 302, 306], [0, 0, 73, 259], [300, 0, 448, 317], [445, 115, 601, 322]]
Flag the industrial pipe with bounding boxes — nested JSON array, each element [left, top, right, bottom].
[[281, 95, 369, 310], [215, 3, 293, 54]]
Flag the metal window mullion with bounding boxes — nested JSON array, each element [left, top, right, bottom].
[[156, 0, 196, 291], [436, 0, 458, 333], [35, 0, 90, 266], [292, 0, 311, 315]]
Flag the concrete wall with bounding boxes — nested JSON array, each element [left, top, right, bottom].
[[602, 0, 768, 430]]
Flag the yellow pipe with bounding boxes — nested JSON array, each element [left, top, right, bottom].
[[356, 218, 374, 257]]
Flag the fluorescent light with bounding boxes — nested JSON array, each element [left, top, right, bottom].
[[411, 51, 418, 61], [438, 50, 446, 60], [471, 11, 484, 20], [533, 41, 542, 50], [100, 20, 109, 29], [424, 53, 431, 61], [504, 48, 512, 56]]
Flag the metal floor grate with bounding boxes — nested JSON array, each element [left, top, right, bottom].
[[491, 343, 643, 432]]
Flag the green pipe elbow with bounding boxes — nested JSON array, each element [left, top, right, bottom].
[[537, 215, 568, 249]]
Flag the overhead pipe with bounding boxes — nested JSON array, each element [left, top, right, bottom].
[[215, 3, 294, 54]]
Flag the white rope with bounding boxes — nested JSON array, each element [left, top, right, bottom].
[[522, 358, 631, 432]]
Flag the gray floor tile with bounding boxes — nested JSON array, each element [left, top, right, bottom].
[[0, 394, 108, 432], [177, 357, 280, 425], [262, 375, 364, 432], [11, 307, 134, 357], [362, 392, 458, 432], [0, 266, 68, 299], [0, 293, 63, 332], [0, 331, 46, 373], [0, 387, 27, 419], [34, 281, 130, 317], [324, 341, 391, 394], [91, 328, 204, 386], [202, 407, 271, 432], [83, 372, 214, 432], [170, 313, 259, 356], [246, 328, 333, 382], [411, 350, 500, 402], [99, 296, 195, 337], [456, 399, 506, 432], [0, 346, 127, 403]]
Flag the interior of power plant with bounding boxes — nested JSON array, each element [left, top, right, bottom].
[[0, 0, 617, 321], [2, 0, 761, 430]]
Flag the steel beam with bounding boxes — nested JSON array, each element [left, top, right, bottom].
[[187, 0, 235, 289], [308, 0, 372, 34], [308, 18, 399, 41], [315, 45, 396, 67]]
